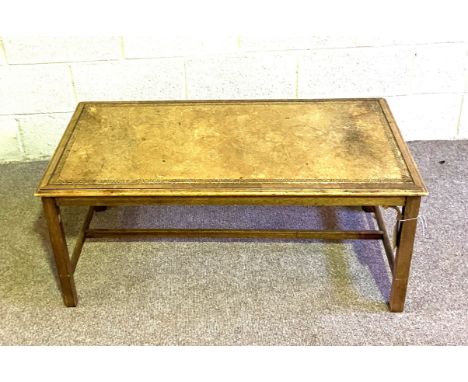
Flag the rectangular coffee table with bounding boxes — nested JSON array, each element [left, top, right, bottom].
[[35, 99, 427, 311]]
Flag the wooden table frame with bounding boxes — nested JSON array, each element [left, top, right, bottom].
[[42, 194, 420, 312], [36, 99, 426, 312]]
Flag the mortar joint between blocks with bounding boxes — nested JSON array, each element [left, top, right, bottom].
[[119, 37, 126, 60], [183, 61, 188, 99], [14, 117, 27, 159], [67, 65, 79, 103], [455, 94, 465, 137], [295, 61, 299, 98], [0, 37, 9, 64]]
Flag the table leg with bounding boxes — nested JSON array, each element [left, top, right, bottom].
[[42, 197, 78, 307], [389, 196, 421, 312]]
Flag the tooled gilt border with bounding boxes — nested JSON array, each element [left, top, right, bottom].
[[50, 101, 413, 186]]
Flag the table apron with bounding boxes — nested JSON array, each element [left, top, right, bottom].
[[55, 196, 407, 207]]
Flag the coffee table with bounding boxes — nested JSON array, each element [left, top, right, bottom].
[[35, 99, 427, 311]]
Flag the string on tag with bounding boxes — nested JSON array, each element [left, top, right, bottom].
[[399, 215, 427, 238], [383, 207, 427, 249]]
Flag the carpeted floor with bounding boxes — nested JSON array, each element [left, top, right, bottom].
[[0, 141, 466, 345]]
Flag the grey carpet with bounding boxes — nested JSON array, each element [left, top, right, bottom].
[[0, 141, 466, 345]]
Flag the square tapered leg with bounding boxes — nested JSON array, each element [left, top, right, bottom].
[[42, 197, 78, 307], [389, 197, 421, 312]]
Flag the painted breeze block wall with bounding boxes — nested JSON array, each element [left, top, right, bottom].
[[0, 35, 467, 162]]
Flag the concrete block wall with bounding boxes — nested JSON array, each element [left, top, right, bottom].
[[0, 35, 467, 162]]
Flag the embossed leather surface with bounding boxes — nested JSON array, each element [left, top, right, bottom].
[[51, 100, 411, 185]]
